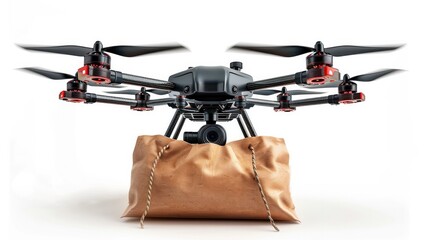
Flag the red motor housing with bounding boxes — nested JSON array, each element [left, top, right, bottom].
[[59, 90, 86, 103], [59, 79, 87, 103], [338, 92, 365, 104], [306, 65, 340, 85], [78, 65, 111, 84]]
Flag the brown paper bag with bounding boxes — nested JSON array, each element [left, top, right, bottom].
[[123, 135, 299, 227]]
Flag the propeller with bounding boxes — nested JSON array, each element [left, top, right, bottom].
[[18, 41, 188, 57], [253, 87, 324, 96], [339, 69, 403, 85], [20, 67, 124, 88], [347, 69, 402, 82], [105, 88, 170, 95], [230, 41, 404, 57]]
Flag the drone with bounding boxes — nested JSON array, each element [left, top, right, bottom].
[[19, 40, 403, 145]]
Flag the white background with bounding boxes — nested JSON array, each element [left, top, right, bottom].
[[0, 0, 427, 239]]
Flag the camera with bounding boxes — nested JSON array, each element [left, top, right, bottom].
[[183, 124, 227, 145]]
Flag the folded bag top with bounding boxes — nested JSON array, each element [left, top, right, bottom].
[[123, 135, 299, 225]]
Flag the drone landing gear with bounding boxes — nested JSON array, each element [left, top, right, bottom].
[[239, 109, 257, 137], [172, 115, 186, 139], [164, 108, 257, 145], [164, 109, 186, 140], [237, 115, 249, 138]]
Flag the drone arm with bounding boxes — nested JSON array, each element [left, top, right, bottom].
[[246, 73, 298, 91], [110, 70, 175, 90], [246, 94, 340, 109], [84, 93, 175, 108], [85, 93, 137, 106], [289, 95, 339, 107], [246, 98, 280, 107], [146, 98, 176, 106]]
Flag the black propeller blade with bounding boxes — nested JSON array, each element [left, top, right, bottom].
[[19, 45, 93, 57], [105, 88, 170, 95], [102, 45, 187, 57], [21, 67, 74, 80], [18, 41, 188, 57], [253, 89, 324, 96], [230, 42, 403, 57], [325, 45, 403, 57], [349, 69, 402, 82], [20, 67, 124, 88], [231, 45, 314, 57]]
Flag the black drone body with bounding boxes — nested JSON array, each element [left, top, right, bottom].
[[169, 65, 253, 101], [19, 40, 403, 145]]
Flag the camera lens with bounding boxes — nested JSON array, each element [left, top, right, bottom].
[[198, 124, 227, 145], [206, 131, 219, 142]]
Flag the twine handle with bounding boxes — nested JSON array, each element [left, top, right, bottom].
[[140, 144, 170, 228], [249, 144, 280, 232]]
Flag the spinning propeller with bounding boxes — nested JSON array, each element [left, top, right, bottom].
[[18, 41, 187, 57], [230, 41, 403, 57], [340, 69, 402, 82], [19, 41, 188, 85], [335, 69, 402, 104], [231, 41, 403, 86], [20, 67, 123, 88]]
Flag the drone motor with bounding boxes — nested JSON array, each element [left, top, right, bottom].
[[274, 87, 295, 112], [306, 41, 339, 85], [337, 74, 366, 104], [59, 79, 87, 103], [78, 41, 112, 85], [131, 88, 153, 111]]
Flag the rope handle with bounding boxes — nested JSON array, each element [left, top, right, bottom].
[[249, 144, 280, 231], [140, 144, 170, 228]]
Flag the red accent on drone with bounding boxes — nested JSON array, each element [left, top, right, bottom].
[[132, 106, 154, 111], [59, 90, 86, 103], [78, 65, 111, 84], [59, 90, 66, 100], [67, 98, 86, 103], [338, 92, 366, 104], [78, 65, 89, 75], [274, 108, 295, 112], [306, 66, 339, 85]]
